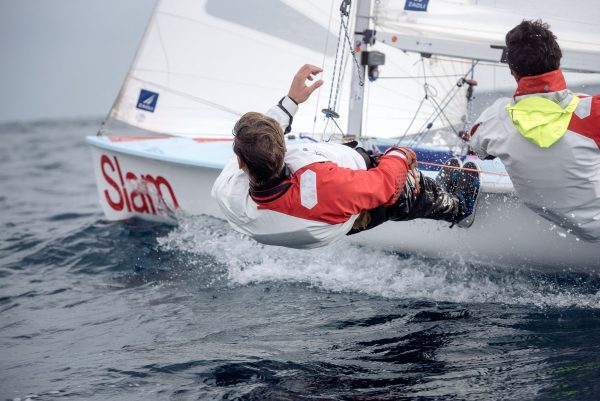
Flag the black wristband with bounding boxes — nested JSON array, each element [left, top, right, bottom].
[[277, 96, 294, 134]]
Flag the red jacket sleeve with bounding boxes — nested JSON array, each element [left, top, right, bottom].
[[311, 152, 409, 217], [255, 153, 409, 225]]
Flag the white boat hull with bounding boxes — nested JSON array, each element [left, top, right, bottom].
[[87, 136, 599, 272], [352, 192, 599, 270]]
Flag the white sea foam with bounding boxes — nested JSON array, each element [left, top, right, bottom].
[[158, 215, 600, 309]]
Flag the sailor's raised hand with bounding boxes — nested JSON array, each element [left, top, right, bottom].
[[287, 64, 324, 104]]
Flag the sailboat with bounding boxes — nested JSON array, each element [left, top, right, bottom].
[[86, 0, 600, 270]]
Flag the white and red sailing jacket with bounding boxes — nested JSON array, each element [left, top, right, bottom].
[[211, 96, 409, 248], [469, 70, 600, 242]]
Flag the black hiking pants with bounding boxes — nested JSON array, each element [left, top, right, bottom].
[[347, 170, 461, 235]]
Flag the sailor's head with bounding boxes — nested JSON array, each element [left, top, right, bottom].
[[505, 19, 562, 80], [233, 112, 286, 185]]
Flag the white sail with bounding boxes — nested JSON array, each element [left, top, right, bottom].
[[108, 0, 350, 137], [104, 0, 600, 140], [104, 0, 473, 139], [372, 0, 600, 73]]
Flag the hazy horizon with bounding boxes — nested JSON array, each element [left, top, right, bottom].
[[0, 0, 155, 123]]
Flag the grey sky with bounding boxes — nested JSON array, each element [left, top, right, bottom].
[[0, 0, 155, 123]]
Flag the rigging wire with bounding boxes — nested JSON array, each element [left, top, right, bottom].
[[399, 96, 427, 139], [331, 116, 347, 137], [322, 0, 365, 138], [312, 0, 338, 134], [427, 92, 461, 137], [339, 12, 364, 87], [334, 26, 348, 113], [326, 17, 346, 113], [398, 60, 479, 148], [405, 82, 465, 148]]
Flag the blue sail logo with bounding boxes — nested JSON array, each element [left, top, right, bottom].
[[136, 89, 159, 112], [404, 0, 429, 12]]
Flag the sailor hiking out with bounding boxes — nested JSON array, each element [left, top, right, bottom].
[[467, 20, 600, 242], [212, 65, 479, 249]]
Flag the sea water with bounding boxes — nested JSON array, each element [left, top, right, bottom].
[[1, 119, 600, 401]]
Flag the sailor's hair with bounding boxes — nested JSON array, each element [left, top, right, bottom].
[[505, 19, 562, 77], [232, 112, 286, 185]]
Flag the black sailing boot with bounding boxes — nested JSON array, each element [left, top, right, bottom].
[[435, 157, 462, 193], [452, 161, 481, 228]]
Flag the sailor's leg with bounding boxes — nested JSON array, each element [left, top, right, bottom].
[[347, 170, 461, 237], [386, 171, 461, 223], [346, 169, 465, 236], [346, 206, 388, 235]]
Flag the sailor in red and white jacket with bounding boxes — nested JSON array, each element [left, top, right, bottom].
[[211, 104, 410, 248], [211, 65, 412, 248], [467, 21, 600, 242]]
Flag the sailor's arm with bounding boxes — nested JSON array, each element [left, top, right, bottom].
[[266, 96, 299, 135], [317, 149, 411, 216], [265, 64, 324, 134], [466, 98, 510, 159], [466, 122, 492, 159]]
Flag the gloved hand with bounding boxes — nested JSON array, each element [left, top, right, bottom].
[[384, 146, 420, 196], [384, 146, 417, 169]]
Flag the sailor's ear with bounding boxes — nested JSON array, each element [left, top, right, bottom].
[[237, 156, 245, 169], [510, 70, 520, 81]]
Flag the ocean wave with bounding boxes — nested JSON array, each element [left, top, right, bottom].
[[158, 215, 600, 309]]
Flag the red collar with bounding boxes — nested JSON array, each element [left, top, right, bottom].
[[514, 69, 567, 97]]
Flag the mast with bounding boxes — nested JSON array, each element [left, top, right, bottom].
[[347, 0, 372, 137]]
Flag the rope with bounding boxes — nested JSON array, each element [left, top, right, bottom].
[[427, 92, 461, 137], [406, 82, 462, 147], [326, 21, 345, 112], [398, 96, 426, 141], [340, 15, 364, 86], [417, 161, 509, 177], [330, 117, 346, 137], [313, 0, 337, 133]]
